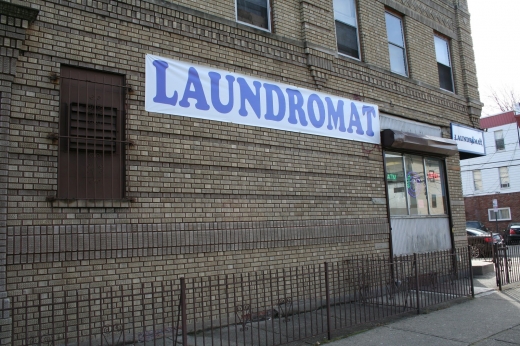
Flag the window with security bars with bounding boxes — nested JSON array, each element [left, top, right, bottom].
[[499, 167, 510, 188], [58, 66, 126, 200]]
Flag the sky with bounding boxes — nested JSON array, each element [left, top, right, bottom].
[[467, 0, 520, 117]]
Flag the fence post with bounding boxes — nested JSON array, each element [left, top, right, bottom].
[[324, 262, 331, 341], [503, 244, 510, 284], [493, 244, 502, 291], [414, 253, 420, 314], [467, 246, 474, 298], [181, 277, 188, 345]]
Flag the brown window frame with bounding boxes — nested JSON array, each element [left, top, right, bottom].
[[57, 66, 126, 200]]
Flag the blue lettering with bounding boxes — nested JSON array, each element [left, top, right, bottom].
[[209, 72, 235, 114], [325, 98, 346, 132], [307, 94, 325, 128], [362, 106, 376, 137], [264, 83, 286, 122], [152, 60, 178, 106], [454, 134, 484, 146], [178, 67, 210, 110], [237, 78, 261, 118], [286, 89, 308, 126], [347, 102, 364, 135]]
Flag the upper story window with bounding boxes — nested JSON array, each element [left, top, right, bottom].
[[58, 66, 126, 200], [236, 0, 270, 31], [473, 170, 482, 191], [385, 11, 408, 76], [494, 130, 505, 150], [334, 0, 360, 59], [434, 35, 454, 92], [499, 167, 510, 188]]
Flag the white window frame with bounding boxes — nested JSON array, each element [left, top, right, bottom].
[[333, 0, 361, 60], [499, 167, 510, 188], [235, 0, 271, 32], [385, 11, 408, 76], [434, 35, 454, 92], [488, 207, 511, 221], [473, 170, 482, 191], [494, 130, 505, 150]]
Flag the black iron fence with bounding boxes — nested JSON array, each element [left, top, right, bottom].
[[494, 243, 520, 290], [7, 247, 473, 346], [468, 235, 501, 260]]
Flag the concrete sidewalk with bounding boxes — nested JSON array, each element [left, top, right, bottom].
[[326, 271, 520, 346]]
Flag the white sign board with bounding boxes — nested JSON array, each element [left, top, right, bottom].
[[145, 55, 380, 144], [493, 199, 498, 212], [451, 123, 486, 156]]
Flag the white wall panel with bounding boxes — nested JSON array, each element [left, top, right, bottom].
[[390, 216, 451, 255], [461, 122, 520, 196]]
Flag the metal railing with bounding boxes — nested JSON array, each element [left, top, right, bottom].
[[7, 247, 473, 345], [494, 243, 520, 290], [468, 236, 499, 260]]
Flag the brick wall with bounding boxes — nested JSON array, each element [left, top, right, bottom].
[[2, 0, 479, 305], [464, 192, 520, 233]]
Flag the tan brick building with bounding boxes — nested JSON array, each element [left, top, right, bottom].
[[0, 0, 482, 342]]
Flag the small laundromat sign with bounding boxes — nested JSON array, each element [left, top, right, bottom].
[[451, 123, 486, 156], [145, 54, 380, 144]]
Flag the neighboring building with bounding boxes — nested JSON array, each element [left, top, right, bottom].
[[1, 0, 482, 343], [461, 110, 520, 231]]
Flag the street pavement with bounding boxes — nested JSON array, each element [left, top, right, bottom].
[[326, 270, 520, 346]]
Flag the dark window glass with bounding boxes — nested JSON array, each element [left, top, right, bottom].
[[58, 66, 126, 200], [495, 138, 505, 150], [434, 36, 454, 92], [494, 131, 505, 150], [335, 21, 359, 58], [237, 0, 269, 30], [334, 0, 360, 59], [437, 63, 453, 92]]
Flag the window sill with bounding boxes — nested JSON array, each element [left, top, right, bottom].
[[236, 20, 271, 33], [337, 51, 361, 61], [47, 198, 134, 208], [390, 70, 409, 78], [390, 214, 448, 219], [439, 87, 455, 95]]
